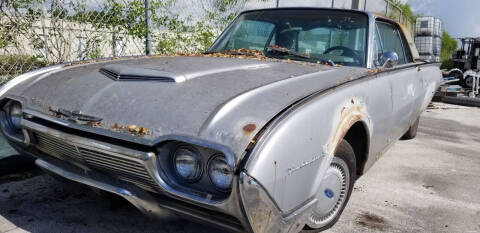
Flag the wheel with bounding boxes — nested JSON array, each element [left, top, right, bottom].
[[401, 117, 420, 140], [302, 140, 356, 232], [464, 75, 473, 88], [448, 69, 463, 79], [447, 70, 463, 86]]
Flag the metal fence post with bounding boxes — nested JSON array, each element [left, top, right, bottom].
[[276, 0, 280, 8], [145, 0, 152, 56], [331, 0, 335, 8], [385, 0, 390, 16]]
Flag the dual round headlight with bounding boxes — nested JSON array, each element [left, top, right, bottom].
[[173, 147, 203, 182], [208, 155, 233, 191], [172, 146, 233, 191], [6, 101, 23, 131], [2, 101, 23, 135]]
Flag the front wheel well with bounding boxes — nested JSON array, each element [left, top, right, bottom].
[[343, 121, 369, 177]]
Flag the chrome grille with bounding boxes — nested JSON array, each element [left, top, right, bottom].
[[35, 132, 83, 161], [34, 131, 159, 193]]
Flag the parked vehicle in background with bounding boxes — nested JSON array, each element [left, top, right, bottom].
[[448, 37, 480, 88], [0, 8, 442, 233]]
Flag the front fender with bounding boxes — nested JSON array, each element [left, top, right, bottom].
[[243, 92, 372, 214]]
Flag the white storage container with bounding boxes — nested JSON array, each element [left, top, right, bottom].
[[433, 37, 442, 56], [415, 36, 442, 56], [415, 17, 442, 37], [415, 36, 433, 55], [434, 18, 443, 37]]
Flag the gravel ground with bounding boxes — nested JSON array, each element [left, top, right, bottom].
[[0, 102, 479, 233]]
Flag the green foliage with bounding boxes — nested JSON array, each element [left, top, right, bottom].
[[1, 0, 263, 61], [192, 21, 216, 51], [0, 0, 46, 48], [0, 55, 49, 83], [441, 31, 458, 61], [156, 33, 178, 54], [86, 39, 103, 59], [440, 31, 458, 69], [390, 0, 418, 22], [68, 0, 236, 54]]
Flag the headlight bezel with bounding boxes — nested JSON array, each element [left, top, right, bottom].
[[171, 145, 204, 183], [0, 100, 25, 142], [6, 101, 23, 131], [156, 141, 234, 200], [207, 154, 234, 192]]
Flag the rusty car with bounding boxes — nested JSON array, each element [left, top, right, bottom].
[[0, 8, 442, 233]]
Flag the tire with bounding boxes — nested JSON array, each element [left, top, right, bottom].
[[401, 117, 420, 140], [464, 75, 474, 88], [302, 140, 356, 232], [448, 70, 463, 85], [442, 96, 480, 107], [449, 70, 463, 79]]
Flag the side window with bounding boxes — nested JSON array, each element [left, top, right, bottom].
[[376, 22, 407, 64]]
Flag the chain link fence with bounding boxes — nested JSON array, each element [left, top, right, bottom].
[[0, 0, 414, 84]]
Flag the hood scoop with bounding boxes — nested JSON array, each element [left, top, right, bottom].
[[99, 64, 186, 82]]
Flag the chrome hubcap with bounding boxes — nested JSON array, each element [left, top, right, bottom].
[[308, 157, 349, 229]]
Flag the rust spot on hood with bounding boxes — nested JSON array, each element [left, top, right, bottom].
[[243, 124, 257, 134]]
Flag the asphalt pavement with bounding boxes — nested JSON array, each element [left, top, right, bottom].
[[0, 137, 16, 160], [0, 102, 479, 233]]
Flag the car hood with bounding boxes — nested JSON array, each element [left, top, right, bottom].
[[5, 56, 367, 160]]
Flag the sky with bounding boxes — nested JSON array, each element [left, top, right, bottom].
[[52, 0, 480, 38], [245, 0, 479, 38], [404, 0, 480, 38]]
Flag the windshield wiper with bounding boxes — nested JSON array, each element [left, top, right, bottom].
[[266, 47, 310, 59], [265, 47, 336, 66], [204, 50, 260, 57]]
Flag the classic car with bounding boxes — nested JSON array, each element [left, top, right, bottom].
[[0, 7, 441, 233]]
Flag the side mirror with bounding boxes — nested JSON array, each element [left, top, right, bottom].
[[379, 51, 399, 68]]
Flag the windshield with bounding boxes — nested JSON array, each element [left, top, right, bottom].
[[209, 9, 368, 67]]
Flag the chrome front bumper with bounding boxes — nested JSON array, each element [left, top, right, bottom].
[[9, 119, 315, 233], [35, 158, 246, 232], [35, 156, 314, 233]]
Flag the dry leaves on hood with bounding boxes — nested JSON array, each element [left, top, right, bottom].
[[110, 123, 149, 137]]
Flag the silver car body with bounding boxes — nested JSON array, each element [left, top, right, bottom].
[[0, 8, 442, 233]]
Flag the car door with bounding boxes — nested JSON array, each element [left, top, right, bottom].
[[376, 21, 421, 140]]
